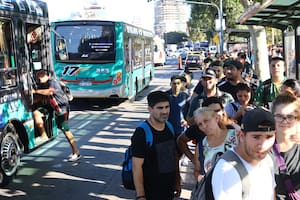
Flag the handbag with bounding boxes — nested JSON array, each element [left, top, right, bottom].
[[273, 141, 300, 200]]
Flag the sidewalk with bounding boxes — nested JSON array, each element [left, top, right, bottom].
[[175, 142, 196, 200]]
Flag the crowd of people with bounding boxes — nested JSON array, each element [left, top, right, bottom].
[[130, 49, 300, 200]]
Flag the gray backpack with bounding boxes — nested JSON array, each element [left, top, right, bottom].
[[190, 150, 250, 200]]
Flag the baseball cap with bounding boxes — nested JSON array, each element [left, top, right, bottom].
[[202, 68, 216, 78], [224, 59, 243, 70], [271, 56, 284, 62], [241, 108, 275, 132]]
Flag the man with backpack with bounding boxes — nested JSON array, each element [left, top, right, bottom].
[[254, 56, 286, 109], [33, 69, 80, 162], [211, 108, 276, 199], [131, 91, 181, 200]]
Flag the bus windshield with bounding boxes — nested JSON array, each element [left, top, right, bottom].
[[54, 23, 116, 63]]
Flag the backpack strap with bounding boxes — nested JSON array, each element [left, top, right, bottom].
[[198, 141, 205, 175], [221, 150, 250, 199], [138, 121, 153, 146], [166, 121, 175, 136], [138, 120, 175, 147], [262, 79, 272, 107]]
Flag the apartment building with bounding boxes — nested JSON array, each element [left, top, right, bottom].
[[154, 0, 190, 37]]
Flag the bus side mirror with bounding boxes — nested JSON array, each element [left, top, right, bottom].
[[56, 39, 68, 60]]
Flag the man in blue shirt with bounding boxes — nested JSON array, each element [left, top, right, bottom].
[[166, 75, 189, 137]]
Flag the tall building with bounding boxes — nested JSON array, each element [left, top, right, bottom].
[[154, 0, 190, 37]]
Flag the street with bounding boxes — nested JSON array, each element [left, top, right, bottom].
[[0, 62, 200, 200]]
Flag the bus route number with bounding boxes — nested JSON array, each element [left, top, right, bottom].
[[62, 66, 80, 76]]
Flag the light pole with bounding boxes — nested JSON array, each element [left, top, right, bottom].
[[219, 0, 223, 54], [176, 0, 224, 54]]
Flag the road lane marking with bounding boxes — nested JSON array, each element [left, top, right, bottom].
[[34, 140, 60, 155], [77, 120, 91, 129]]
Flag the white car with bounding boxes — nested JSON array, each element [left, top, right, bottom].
[[167, 48, 187, 58]]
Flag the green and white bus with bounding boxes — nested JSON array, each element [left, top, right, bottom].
[[50, 20, 154, 100], [0, 0, 59, 186]]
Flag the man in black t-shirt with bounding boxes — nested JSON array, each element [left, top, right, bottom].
[[131, 91, 181, 200], [218, 60, 246, 100]]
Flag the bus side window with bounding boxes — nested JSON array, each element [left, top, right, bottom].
[[0, 20, 17, 88], [26, 25, 43, 71], [0, 21, 12, 68]]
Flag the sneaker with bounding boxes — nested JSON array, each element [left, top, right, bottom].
[[68, 154, 81, 162]]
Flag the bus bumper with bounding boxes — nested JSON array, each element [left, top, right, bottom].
[[71, 86, 126, 98]]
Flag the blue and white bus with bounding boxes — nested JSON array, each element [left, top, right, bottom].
[[51, 20, 155, 100]]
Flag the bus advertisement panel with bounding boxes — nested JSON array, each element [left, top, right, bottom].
[[51, 20, 155, 100], [0, 0, 59, 186]]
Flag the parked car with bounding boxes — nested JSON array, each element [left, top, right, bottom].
[[185, 54, 203, 71], [167, 48, 187, 58]]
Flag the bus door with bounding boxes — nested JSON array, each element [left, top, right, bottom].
[[142, 38, 146, 86], [26, 23, 56, 140], [16, 20, 36, 109], [125, 37, 134, 99]]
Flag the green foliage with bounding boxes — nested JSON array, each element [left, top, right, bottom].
[[163, 32, 188, 44], [188, 0, 244, 42]]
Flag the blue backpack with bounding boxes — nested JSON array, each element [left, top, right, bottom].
[[121, 121, 175, 190]]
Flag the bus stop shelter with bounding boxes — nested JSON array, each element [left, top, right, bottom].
[[226, 28, 251, 53], [238, 0, 300, 79]]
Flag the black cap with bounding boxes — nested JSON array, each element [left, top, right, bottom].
[[224, 60, 243, 70], [241, 108, 276, 132], [202, 68, 216, 78], [271, 56, 284, 62]]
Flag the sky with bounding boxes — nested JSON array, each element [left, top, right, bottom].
[[43, 0, 155, 31]]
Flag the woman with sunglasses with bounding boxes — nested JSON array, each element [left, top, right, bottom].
[[271, 92, 300, 199]]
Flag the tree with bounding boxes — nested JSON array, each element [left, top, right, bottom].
[[239, 0, 269, 81], [188, 0, 244, 44], [163, 32, 188, 44], [188, 0, 269, 80]]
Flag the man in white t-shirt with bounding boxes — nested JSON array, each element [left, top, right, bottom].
[[212, 108, 276, 199]]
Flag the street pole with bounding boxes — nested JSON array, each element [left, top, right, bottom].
[[176, 0, 224, 54], [219, 0, 223, 54]]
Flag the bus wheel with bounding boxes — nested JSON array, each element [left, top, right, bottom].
[[0, 124, 21, 186]]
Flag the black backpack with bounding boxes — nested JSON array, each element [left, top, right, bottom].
[[261, 79, 272, 108], [121, 121, 175, 190]]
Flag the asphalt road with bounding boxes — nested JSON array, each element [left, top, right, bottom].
[[0, 63, 200, 200]]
